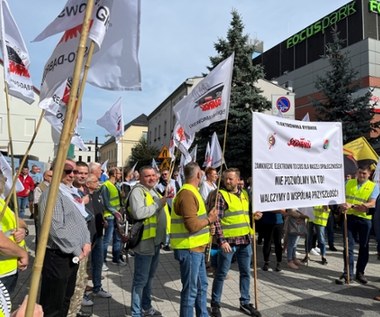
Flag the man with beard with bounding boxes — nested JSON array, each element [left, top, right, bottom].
[[210, 168, 262, 317]]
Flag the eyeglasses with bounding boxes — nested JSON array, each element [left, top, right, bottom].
[[64, 169, 79, 175]]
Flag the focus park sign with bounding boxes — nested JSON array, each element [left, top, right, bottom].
[[286, 1, 356, 49], [252, 112, 345, 211]]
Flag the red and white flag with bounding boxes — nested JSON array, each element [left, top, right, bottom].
[[38, 1, 111, 106], [174, 53, 234, 135], [0, 0, 34, 104], [210, 132, 224, 168], [44, 101, 86, 151], [96, 97, 124, 143], [172, 121, 194, 157], [34, 0, 141, 91]]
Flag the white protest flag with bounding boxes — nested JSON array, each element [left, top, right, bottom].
[[44, 102, 86, 151], [203, 142, 211, 167], [88, 0, 141, 90], [151, 158, 159, 172], [252, 112, 345, 211], [34, 0, 141, 91], [174, 53, 234, 135], [101, 159, 108, 172], [96, 97, 124, 143], [38, 0, 110, 105], [39, 78, 71, 115], [210, 132, 224, 168], [302, 112, 310, 122], [168, 137, 176, 162], [189, 144, 197, 162], [373, 157, 380, 186], [0, 152, 23, 197], [0, 0, 34, 104], [130, 161, 138, 173], [172, 121, 194, 160], [179, 154, 185, 180]]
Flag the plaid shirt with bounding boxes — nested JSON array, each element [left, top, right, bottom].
[[214, 188, 251, 246]]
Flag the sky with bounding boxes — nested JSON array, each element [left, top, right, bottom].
[[9, 0, 350, 143]]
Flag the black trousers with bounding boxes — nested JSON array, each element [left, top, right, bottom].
[[262, 223, 284, 263], [39, 249, 79, 317]]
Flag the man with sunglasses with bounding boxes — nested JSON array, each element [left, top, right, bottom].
[[38, 159, 91, 317]]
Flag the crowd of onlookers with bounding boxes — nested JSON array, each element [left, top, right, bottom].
[[1, 160, 380, 317]]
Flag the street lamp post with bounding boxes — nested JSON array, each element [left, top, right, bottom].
[[95, 136, 99, 162]]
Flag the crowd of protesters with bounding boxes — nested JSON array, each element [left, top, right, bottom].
[[1, 160, 380, 317]]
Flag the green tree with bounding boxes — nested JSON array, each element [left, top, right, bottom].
[[128, 137, 159, 168], [314, 30, 379, 144], [196, 10, 270, 178]]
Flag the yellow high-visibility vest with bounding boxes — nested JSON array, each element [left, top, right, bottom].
[[171, 184, 210, 249]]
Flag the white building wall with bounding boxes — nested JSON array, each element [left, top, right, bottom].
[[0, 65, 54, 163]]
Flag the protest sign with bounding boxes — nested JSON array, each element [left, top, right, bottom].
[[252, 112, 345, 211]]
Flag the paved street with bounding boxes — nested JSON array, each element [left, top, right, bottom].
[[13, 217, 380, 317]]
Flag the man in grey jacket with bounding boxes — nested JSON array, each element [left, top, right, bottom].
[[128, 166, 169, 317]]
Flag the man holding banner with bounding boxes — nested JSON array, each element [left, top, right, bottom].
[[210, 168, 261, 317], [336, 164, 378, 285]]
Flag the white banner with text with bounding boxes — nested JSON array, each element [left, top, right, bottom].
[[252, 112, 345, 211]]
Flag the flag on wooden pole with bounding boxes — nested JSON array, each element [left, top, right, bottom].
[[0, 0, 34, 104], [96, 97, 124, 143], [174, 53, 234, 135]]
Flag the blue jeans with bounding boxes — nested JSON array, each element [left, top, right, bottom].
[[91, 237, 104, 293], [307, 223, 326, 256], [287, 234, 300, 262], [131, 245, 160, 317], [211, 243, 252, 305], [174, 250, 208, 317], [343, 215, 372, 276], [17, 196, 28, 218], [103, 217, 122, 262]]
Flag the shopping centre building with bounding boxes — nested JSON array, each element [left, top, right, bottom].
[[253, 0, 380, 135]]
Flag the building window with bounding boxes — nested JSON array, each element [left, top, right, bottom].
[[142, 131, 147, 141], [164, 120, 167, 136], [24, 119, 35, 136], [78, 155, 82, 161], [158, 125, 161, 139], [88, 146, 91, 151], [87, 156, 91, 163]]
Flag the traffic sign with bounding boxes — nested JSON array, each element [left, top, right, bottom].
[[158, 145, 170, 159], [276, 96, 291, 113], [160, 158, 171, 171]]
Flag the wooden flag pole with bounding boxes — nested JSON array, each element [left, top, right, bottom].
[[207, 109, 230, 263], [25, 1, 95, 316], [343, 211, 350, 284], [250, 109, 259, 309], [251, 215, 258, 309]]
